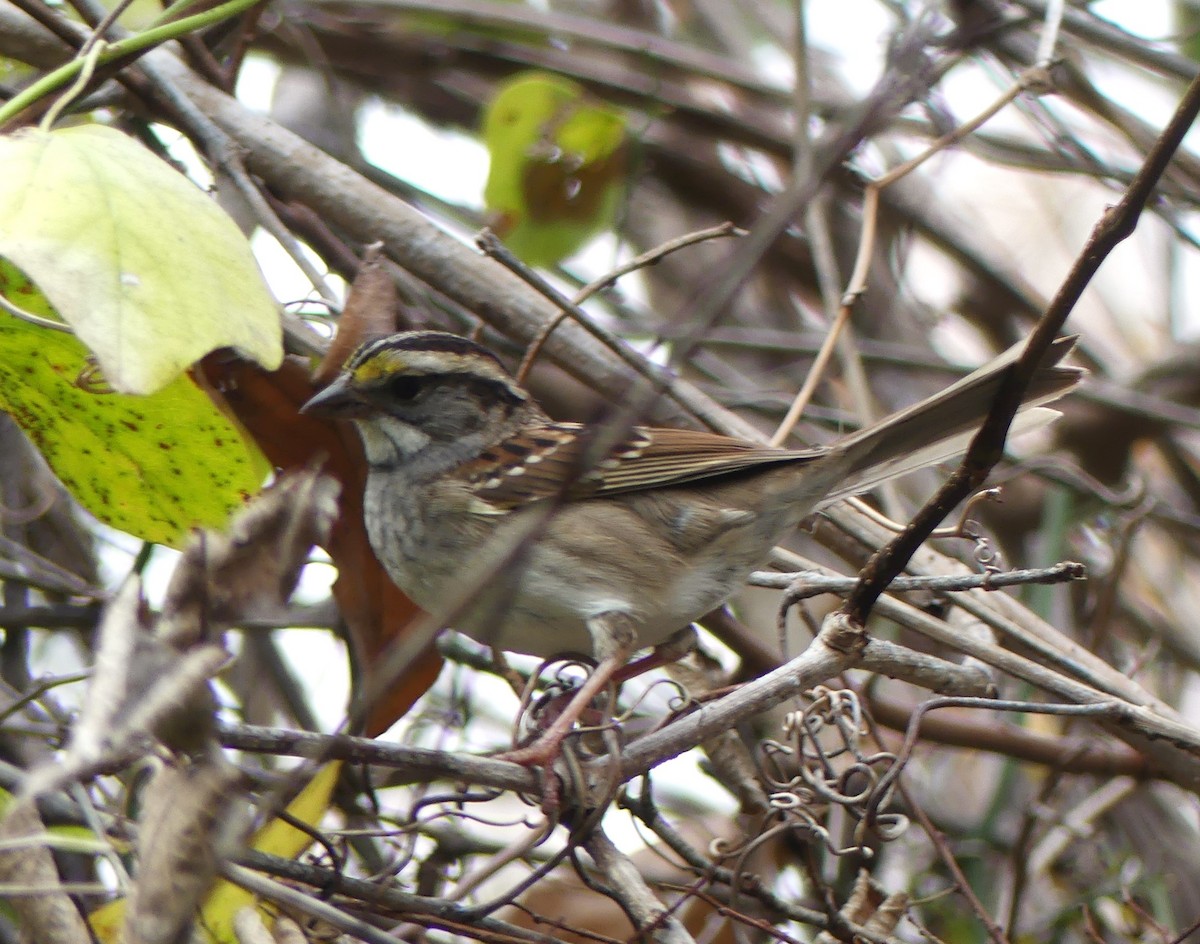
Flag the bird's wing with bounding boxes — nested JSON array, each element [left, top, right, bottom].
[[458, 422, 817, 509]]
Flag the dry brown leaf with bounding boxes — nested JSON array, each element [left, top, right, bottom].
[[158, 466, 339, 647], [0, 800, 91, 944], [311, 242, 399, 385], [124, 761, 245, 944]]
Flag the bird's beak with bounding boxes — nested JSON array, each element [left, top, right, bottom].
[[300, 375, 370, 418]]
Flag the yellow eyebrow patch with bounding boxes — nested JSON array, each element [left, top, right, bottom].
[[344, 338, 522, 392], [352, 350, 409, 383]]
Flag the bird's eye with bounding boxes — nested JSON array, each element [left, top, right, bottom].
[[388, 375, 424, 401]]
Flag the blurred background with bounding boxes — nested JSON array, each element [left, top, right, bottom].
[[4, 0, 1200, 941]]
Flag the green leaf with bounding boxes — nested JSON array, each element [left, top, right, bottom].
[[482, 72, 627, 267], [0, 262, 268, 548], [1177, 2, 1200, 63], [0, 124, 281, 395]]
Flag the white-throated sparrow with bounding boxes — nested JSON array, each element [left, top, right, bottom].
[[303, 331, 1080, 761]]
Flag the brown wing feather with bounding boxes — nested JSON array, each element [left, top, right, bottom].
[[461, 423, 822, 509], [458, 336, 1083, 512]]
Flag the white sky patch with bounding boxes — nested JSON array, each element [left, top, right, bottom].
[[270, 628, 352, 731], [358, 98, 489, 208], [803, 0, 895, 96], [234, 54, 280, 113], [1091, 0, 1173, 39], [749, 41, 794, 91], [249, 229, 345, 310]]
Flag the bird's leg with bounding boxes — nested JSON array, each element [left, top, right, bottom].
[[612, 626, 697, 685], [494, 612, 637, 771], [513, 626, 697, 750]]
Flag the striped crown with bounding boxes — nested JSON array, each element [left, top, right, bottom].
[[345, 331, 522, 394]]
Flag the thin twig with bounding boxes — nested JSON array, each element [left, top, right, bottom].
[[582, 826, 695, 944], [220, 864, 410, 944], [229, 851, 573, 944], [37, 36, 104, 129], [478, 230, 697, 419], [843, 68, 1200, 626], [771, 65, 1049, 447], [1033, 0, 1065, 66], [0, 292, 72, 333], [1025, 776, 1136, 875], [573, 222, 743, 306], [768, 303, 849, 446], [863, 691, 1150, 777], [751, 561, 1086, 597], [0, 0, 263, 128], [513, 221, 742, 385]]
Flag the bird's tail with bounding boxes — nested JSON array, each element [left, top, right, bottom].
[[816, 335, 1084, 508]]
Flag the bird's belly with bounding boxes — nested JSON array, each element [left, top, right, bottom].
[[364, 497, 599, 657], [365, 487, 792, 660], [402, 559, 753, 659]]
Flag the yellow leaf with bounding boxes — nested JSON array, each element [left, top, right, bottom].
[[0, 125, 281, 395], [248, 761, 342, 861]]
